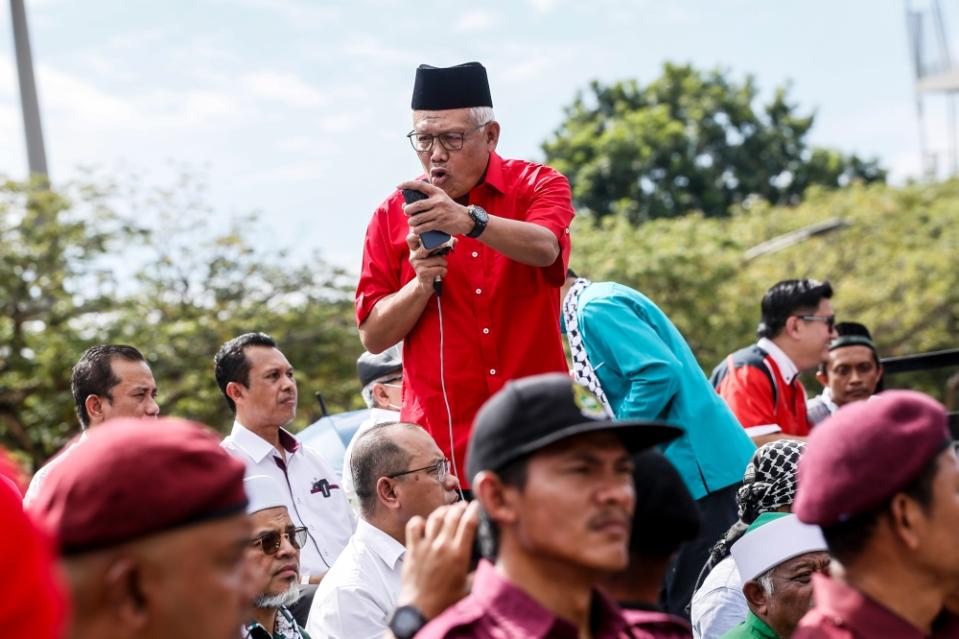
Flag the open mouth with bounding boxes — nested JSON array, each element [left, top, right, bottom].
[[430, 167, 449, 184]]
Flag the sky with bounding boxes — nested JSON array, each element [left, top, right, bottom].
[[0, 0, 954, 273]]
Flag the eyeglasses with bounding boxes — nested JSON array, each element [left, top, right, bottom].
[[249, 526, 309, 555], [387, 458, 451, 483], [406, 121, 491, 153], [795, 314, 837, 330]]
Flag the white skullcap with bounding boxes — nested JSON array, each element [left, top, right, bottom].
[[244, 475, 288, 515], [731, 513, 827, 582]]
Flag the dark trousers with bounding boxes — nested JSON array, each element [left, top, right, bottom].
[[661, 482, 740, 619]]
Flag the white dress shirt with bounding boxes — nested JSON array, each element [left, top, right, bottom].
[[306, 518, 405, 639], [690, 555, 747, 639], [23, 431, 88, 506], [341, 407, 400, 512], [221, 421, 355, 577]]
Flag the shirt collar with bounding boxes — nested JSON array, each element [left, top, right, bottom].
[[810, 573, 937, 639], [369, 407, 400, 424], [472, 151, 505, 196], [470, 560, 629, 638], [757, 337, 800, 384], [231, 421, 300, 464], [355, 518, 406, 570], [820, 387, 839, 414], [745, 611, 780, 638]]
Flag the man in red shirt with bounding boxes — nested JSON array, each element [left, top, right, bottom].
[[355, 62, 574, 486], [710, 279, 837, 444]]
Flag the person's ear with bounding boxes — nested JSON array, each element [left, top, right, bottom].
[[85, 394, 107, 422], [888, 492, 927, 550], [815, 370, 829, 387], [784, 315, 802, 339], [225, 381, 245, 406], [376, 476, 401, 511], [474, 470, 517, 527], [743, 579, 769, 615], [371, 383, 390, 409], [102, 556, 150, 632], [485, 121, 500, 151]]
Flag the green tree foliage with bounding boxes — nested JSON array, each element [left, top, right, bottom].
[[0, 177, 363, 471], [570, 179, 959, 402], [543, 63, 887, 223]]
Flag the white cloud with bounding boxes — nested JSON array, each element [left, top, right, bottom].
[[38, 64, 139, 126], [501, 56, 555, 84], [455, 10, 498, 33], [528, 0, 560, 14], [342, 36, 420, 66], [251, 160, 331, 183], [243, 71, 328, 108]]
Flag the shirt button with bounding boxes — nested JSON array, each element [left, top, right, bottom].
[[475, 288, 482, 295], [472, 251, 479, 258], [490, 369, 496, 375], [483, 328, 490, 334]]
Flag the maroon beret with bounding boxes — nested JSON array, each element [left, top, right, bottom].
[[795, 390, 951, 526], [28, 417, 247, 555]]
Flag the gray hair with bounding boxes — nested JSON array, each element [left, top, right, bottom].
[[756, 569, 775, 596], [361, 381, 376, 408], [254, 583, 301, 609], [351, 422, 423, 518], [469, 106, 495, 127]]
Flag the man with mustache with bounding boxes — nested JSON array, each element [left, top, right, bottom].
[[356, 62, 574, 495], [217, 332, 355, 584], [243, 475, 313, 639], [24, 343, 160, 505], [806, 322, 883, 427], [307, 422, 461, 638], [393, 373, 685, 639]]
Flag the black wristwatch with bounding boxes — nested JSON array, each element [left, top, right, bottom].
[[465, 204, 489, 238], [388, 605, 428, 639]]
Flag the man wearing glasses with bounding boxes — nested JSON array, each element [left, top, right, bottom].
[[307, 422, 460, 639], [244, 475, 313, 639], [711, 279, 838, 443], [355, 62, 574, 493]]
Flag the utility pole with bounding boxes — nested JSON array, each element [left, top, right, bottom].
[[10, 0, 49, 181]]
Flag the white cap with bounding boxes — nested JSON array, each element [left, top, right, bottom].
[[244, 475, 288, 515], [731, 513, 827, 582]]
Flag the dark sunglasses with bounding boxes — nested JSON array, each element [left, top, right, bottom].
[[249, 526, 309, 555]]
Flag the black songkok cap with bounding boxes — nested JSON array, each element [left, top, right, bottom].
[[829, 321, 877, 352], [411, 62, 493, 110], [466, 373, 681, 482]]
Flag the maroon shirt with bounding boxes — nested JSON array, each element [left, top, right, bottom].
[[794, 574, 959, 639], [417, 560, 692, 639], [355, 152, 573, 486]]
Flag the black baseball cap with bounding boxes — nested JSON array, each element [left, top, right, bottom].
[[466, 373, 682, 481]]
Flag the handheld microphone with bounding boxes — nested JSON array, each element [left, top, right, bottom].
[[402, 187, 452, 297]]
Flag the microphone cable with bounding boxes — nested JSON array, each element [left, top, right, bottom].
[[435, 288, 466, 502]]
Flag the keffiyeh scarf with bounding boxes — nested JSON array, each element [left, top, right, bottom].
[[736, 439, 806, 523], [562, 277, 614, 417]]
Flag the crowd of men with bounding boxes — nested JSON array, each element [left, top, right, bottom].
[[1, 60, 949, 639]]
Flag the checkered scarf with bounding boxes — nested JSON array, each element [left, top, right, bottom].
[[563, 277, 614, 417], [736, 439, 806, 523]]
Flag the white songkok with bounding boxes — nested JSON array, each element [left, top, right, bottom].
[[731, 512, 827, 582]]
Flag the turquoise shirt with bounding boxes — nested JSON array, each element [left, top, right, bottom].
[[569, 282, 754, 500]]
